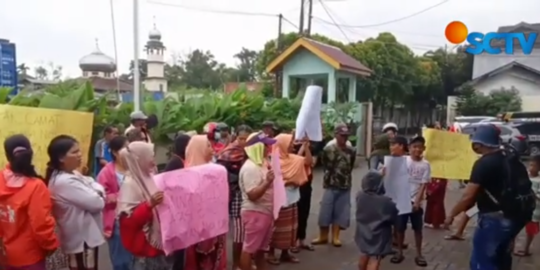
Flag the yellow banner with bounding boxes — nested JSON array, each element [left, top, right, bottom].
[[0, 105, 94, 175], [423, 128, 478, 180]]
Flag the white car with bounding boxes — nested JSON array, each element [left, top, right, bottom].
[[455, 116, 497, 127]]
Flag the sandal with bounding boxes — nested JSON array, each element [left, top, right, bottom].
[[300, 244, 315, 251], [444, 235, 465, 241], [290, 246, 300, 253], [280, 254, 300, 263], [390, 254, 404, 264], [514, 250, 532, 257], [415, 256, 428, 267], [392, 242, 408, 249], [266, 256, 280, 265]]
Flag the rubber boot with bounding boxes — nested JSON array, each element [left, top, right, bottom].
[[311, 227, 329, 245], [331, 225, 342, 247]]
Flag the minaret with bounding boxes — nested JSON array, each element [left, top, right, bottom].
[[143, 19, 167, 93]]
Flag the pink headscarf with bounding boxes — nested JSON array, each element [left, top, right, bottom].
[[117, 141, 162, 249], [185, 135, 212, 166]]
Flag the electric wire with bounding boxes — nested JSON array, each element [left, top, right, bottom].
[[147, 0, 277, 17], [317, 0, 352, 43], [314, 0, 451, 28]]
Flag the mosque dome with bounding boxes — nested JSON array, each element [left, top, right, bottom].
[[79, 42, 116, 73], [149, 27, 161, 40]]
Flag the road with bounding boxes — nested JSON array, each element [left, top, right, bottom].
[[96, 163, 540, 270]]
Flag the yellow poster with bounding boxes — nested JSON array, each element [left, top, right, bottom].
[[0, 105, 94, 175], [423, 128, 478, 180]]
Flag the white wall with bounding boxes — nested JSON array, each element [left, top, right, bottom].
[[474, 70, 540, 96], [473, 50, 540, 79]]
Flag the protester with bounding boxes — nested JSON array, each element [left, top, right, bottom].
[[424, 124, 447, 229], [355, 171, 397, 270], [96, 136, 133, 270], [126, 128, 145, 143], [313, 124, 355, 247], [0, 135, 59, 270], [292, 139, 319, 253], [216, 122, 232, 146], [514, 154, 540, 257], [262, 121, 279, 138], [184, 135, 227, 270], [125, 111, 151, 143], [444, 124, 531, 270], [216, 125, 252, 270], [94, 125, 119, 176], [238, 132, 276, 270], [391, 136, 429, 266], [267, 133, 310, 265], [46, 135, 105, 270], [368, 122, 397, 169], [163, 133, 191, 172]]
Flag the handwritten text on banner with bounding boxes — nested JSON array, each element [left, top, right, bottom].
[[0, 105, 94, 175], [154, 163, 229, 254], [271, 149, 286, 219], [423, 128, 477, 180]]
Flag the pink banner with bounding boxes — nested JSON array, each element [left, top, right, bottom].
[[154, 163, 229, 255], [271, 149, 286, 219]]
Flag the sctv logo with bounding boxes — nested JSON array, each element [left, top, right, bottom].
[[445, 21, 538, 55]]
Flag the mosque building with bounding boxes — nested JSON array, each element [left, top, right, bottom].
[[76, 23, 167, 100]]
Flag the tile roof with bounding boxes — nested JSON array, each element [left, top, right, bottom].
[[303, 38, 372, 74], [80, 77, 133, 92]]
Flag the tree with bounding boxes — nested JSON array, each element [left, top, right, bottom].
[[424, 46, 473, 97], [178, 50, 222, 89], [233, 48, 258, 81], [17, 63, 30, 76], [455, 84, 521, 116], [34, 66, 48, 80], [128, 59, 148, 80], [32, 62, 62, 81]]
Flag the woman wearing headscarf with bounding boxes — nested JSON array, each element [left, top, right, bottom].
[[355, 171, 397, 270], [238, 132, 276, 270], [216, 125, 252, 270], [266, 133, 310, 265], [0, 135, 58, 270], [117, 141, 169, 269], [184, 135, 227, 270], [163, 133, 191, 172], [96, 136, 133, 270]]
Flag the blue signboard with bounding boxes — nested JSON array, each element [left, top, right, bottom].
[[0, 39, 18, 95]]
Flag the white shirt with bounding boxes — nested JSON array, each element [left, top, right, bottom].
[[48, 171, 105, 254], [406, 156, 431, 202]]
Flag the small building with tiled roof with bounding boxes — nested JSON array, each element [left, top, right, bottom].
[[266, 37, 372, 103]]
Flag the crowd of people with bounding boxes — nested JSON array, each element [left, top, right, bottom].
[[1, 109, 539, 270]]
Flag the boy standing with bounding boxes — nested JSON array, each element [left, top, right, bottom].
[[391, 136, 429, 267], [514, 154, 540, 256]]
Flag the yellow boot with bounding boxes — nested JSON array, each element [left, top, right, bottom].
[[331, 225, 342, 247], [311, 227, 329, 245]]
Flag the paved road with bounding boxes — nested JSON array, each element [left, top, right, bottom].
[[97, 163, 540, 270]]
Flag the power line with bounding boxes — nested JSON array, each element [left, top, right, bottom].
[[282, 16, 300, 29], [317, 0, 451, 28], [147, 0, 278, 17], [313, 17, 440, 38], [317, 0, 351, 43]]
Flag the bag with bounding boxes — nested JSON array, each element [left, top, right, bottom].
[[485, 151, 536, 221]]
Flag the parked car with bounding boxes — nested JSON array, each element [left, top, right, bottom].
[[511, 122, 540, 156], [461, 123, 529, 156], [455, 116, 497, 128]]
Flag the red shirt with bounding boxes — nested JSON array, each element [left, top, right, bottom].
[[119, 202, 163, 257]]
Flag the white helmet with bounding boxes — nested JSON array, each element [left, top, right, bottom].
[[382, 122, 398, 132]]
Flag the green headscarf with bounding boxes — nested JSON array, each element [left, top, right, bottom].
[[244, 132, 265, 165]]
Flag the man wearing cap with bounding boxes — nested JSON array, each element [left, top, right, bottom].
[[312, 123, 356, 247], [125, 111, 152, 143], [444, 124, 527, 270]]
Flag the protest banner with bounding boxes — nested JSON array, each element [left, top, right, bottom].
[[0, 105, 94, 175], [423, 128, 477, 180], [271, 149, 286, 219], [154, 163, 229, 254], [383, 156, 411, 215], [295, 85, 323, 141]]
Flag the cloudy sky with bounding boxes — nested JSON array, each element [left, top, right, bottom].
[[1, 0, 538, 78]]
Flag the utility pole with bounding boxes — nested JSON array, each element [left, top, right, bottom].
[[275, 14, 283, 97], [132, 0, 141, 112], [298, 0, 305, 34], [306, 0, 314, 36]]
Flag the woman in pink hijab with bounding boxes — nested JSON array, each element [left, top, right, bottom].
[[184, 135, 227, 270]]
